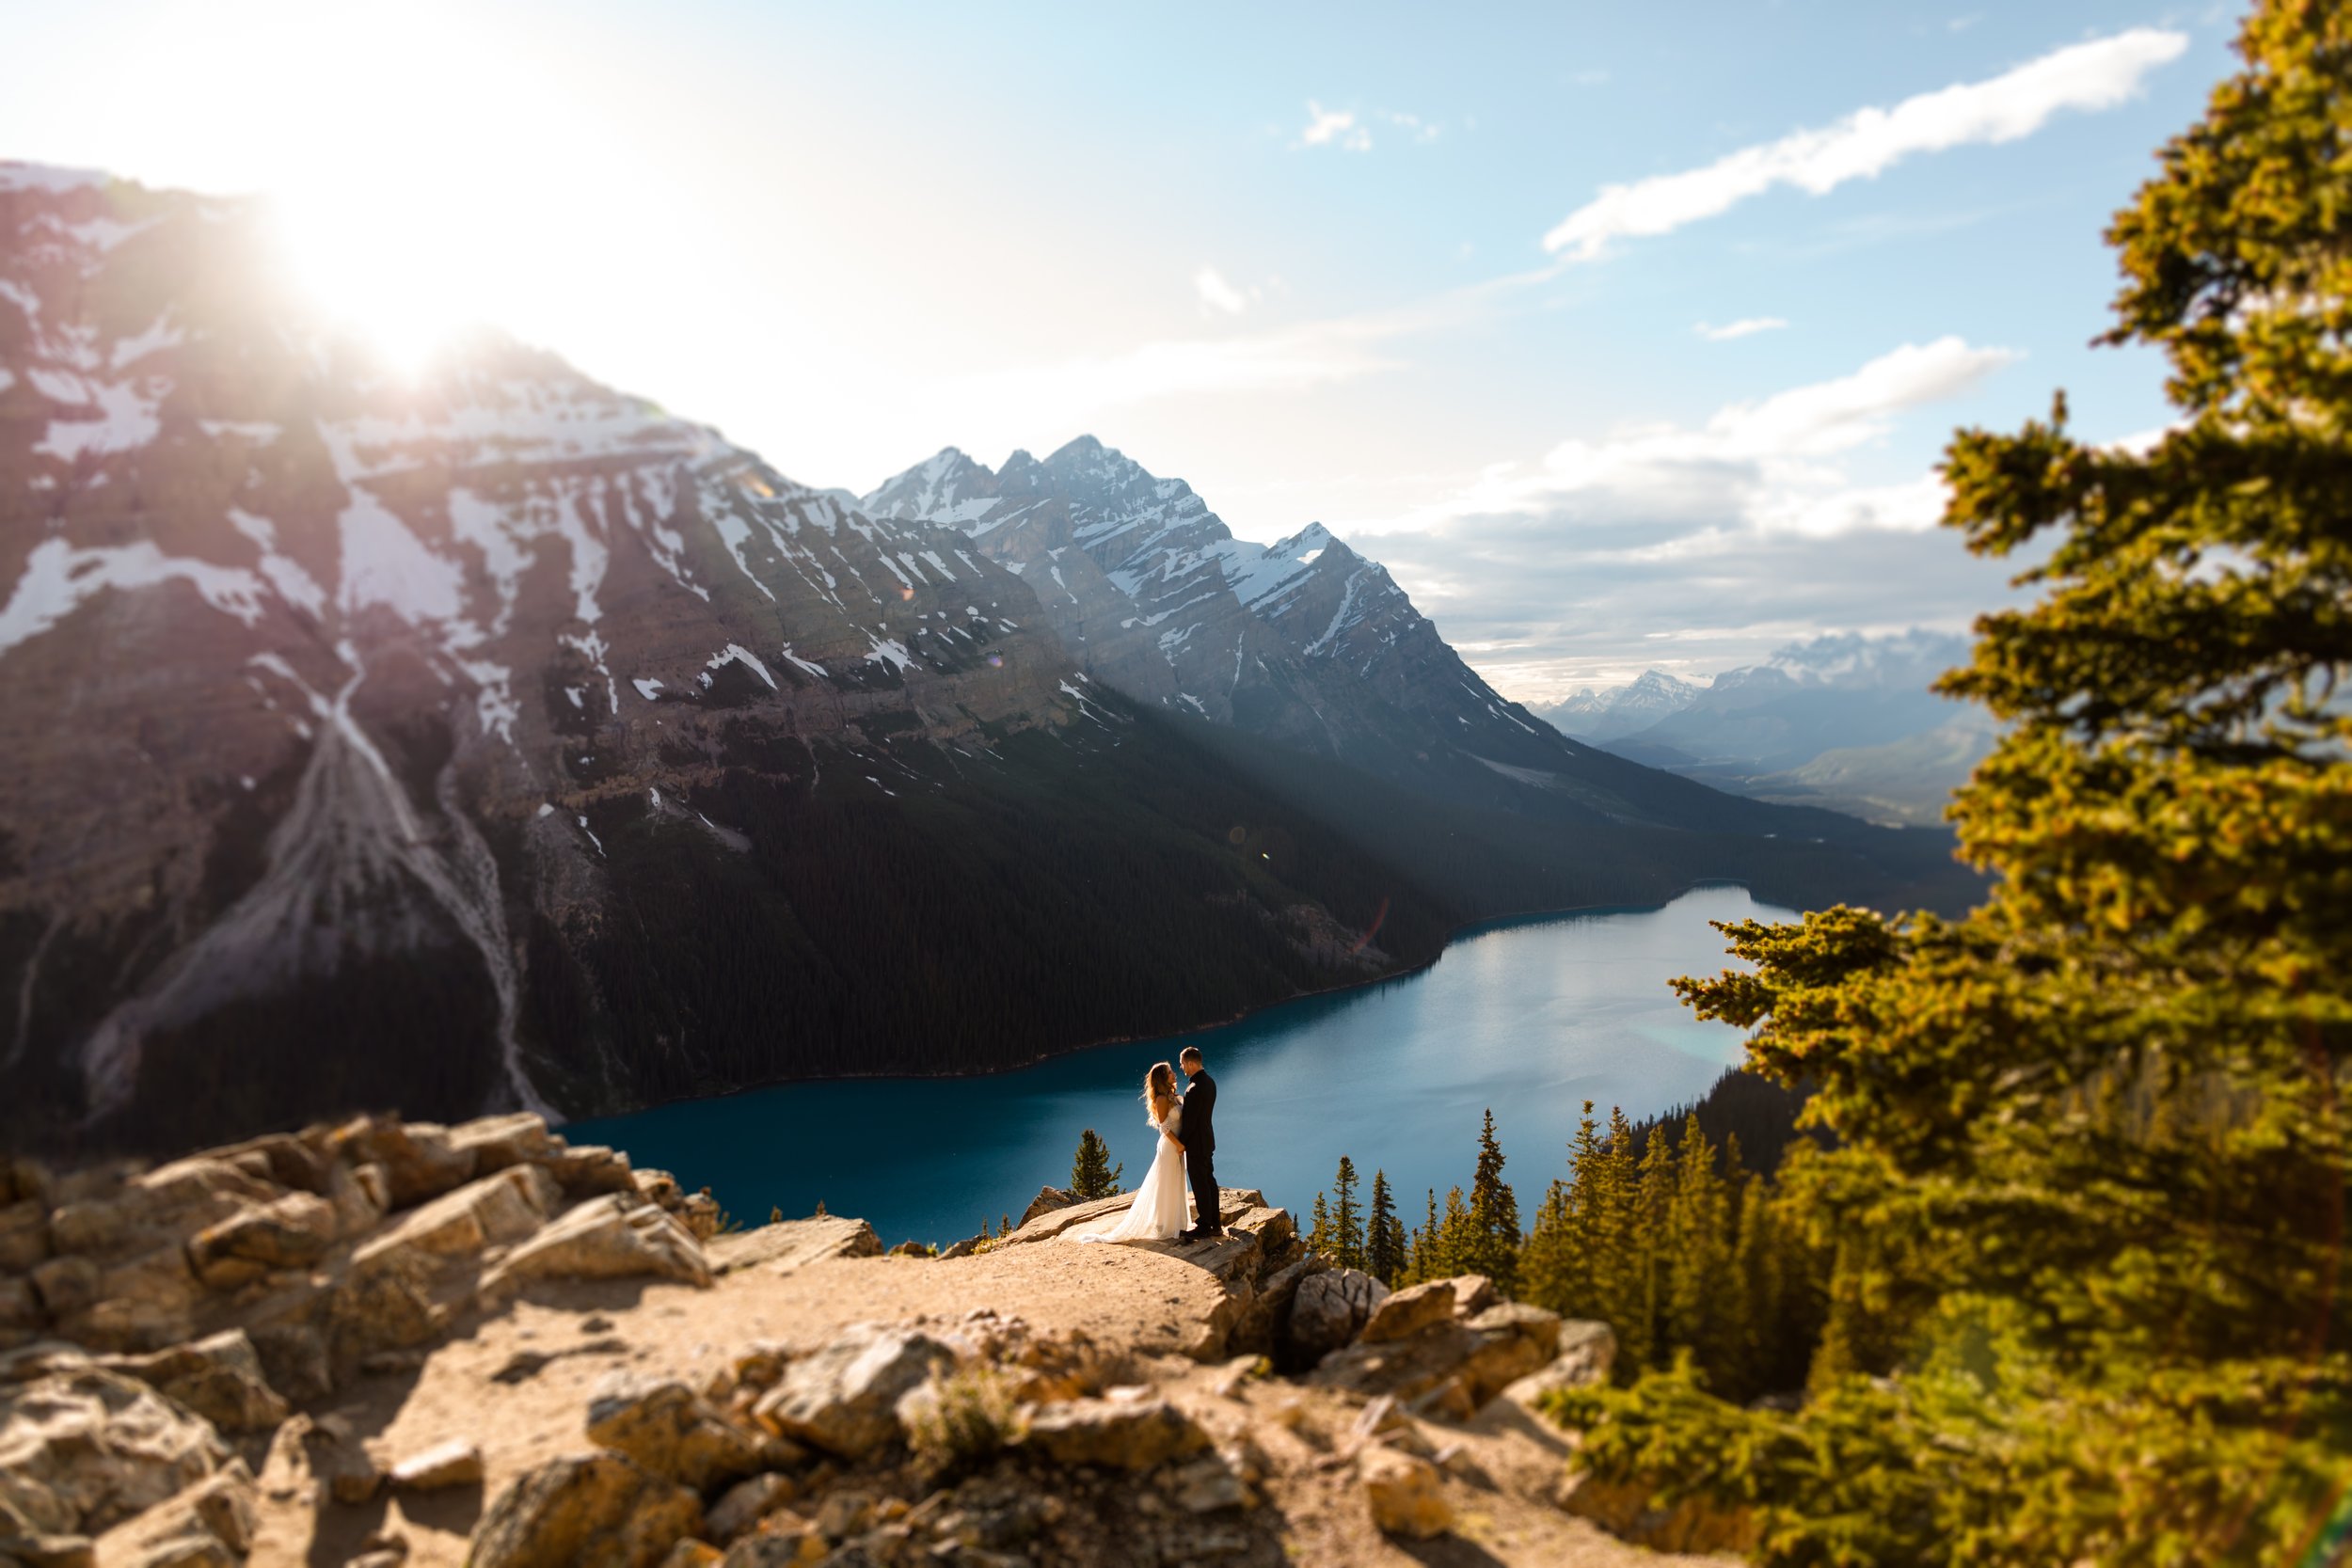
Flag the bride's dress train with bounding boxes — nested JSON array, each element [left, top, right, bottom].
[[1073, 1101, 1193, 1243]]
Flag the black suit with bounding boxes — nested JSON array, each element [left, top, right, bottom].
[[1178, 1069, 1220, 1235]]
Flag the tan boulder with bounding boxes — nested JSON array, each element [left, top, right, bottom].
[[326, 1161, 388, 1237], [323, 1257, 444, 1370], [186, 1192, 339, 1288], [1022, 1394, 1210, 1472], [129, 1159, 283, 1219], [351, 1164, 559, 1275], [0, 1201, 50, 1273], [468, 1452, 701, 1568], [0, 1367, 229, 1535], [1499, 1319, 1616, 1411], [389, 1437, 483, 1491], [707, 1217, 879, 1278], [717, 1517, 826, 1566], [1286, 1269, 1390, 1361], [1359, 1276, 1470, 1344], [1228, 1255, 1323, 1360], [586, 1376, 765, 1492], [635, 1170, 683, 1211], [661, 1541, 725, 1568], [543, 1144, 637, 1197], [750, 1324, 956, 1460], [0, 1278, 40, 1335], [104, 1331, 289, 1432], [703, 1472, 798, 1544], [0, 1531, 95, 1567], [331, 1117, 476, 1208], [446, 1113, 557, 1173], [100, 1459, 258, 1564], [484, 1196, 711, 1294], [1311, 1299, 1563, 1415], [1358, 1444, 1451, 1538], [245, 1322, 333, 1406], [1017, 1186, 1074, 1227], [27, 1259, 96, 1321], [65, 1248, 198, 1353], [196, 1133, 327, 1196]]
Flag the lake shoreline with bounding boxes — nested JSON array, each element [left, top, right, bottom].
[[566, 883, 1788, 1245], [561, 878, 1757, 1132]]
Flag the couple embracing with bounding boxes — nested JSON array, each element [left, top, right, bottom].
[[1074, 1045, 1227, 1245]]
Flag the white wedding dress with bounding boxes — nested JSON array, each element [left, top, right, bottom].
[[1073, 1100, 1194, 1243]]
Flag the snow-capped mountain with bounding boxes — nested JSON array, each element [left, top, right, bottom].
[[1532, 670, 1704, 742], [0, 165, 1449, 1149], [861, 438, 1582, 800], [0, 166, 1979, 1152], [1600, 630, 1981, 819]]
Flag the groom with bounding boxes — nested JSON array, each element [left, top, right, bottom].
[[1176, 1046, 1223, 1243]]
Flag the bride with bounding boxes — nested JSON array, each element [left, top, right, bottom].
[[1073, 1062, 1193, 1243]]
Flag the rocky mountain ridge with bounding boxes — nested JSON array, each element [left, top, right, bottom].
[[861, 439, 1604, 815]]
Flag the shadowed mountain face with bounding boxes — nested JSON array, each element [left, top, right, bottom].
[[0, 166, 1486, 1152], [0, 166, 1975, 1158]]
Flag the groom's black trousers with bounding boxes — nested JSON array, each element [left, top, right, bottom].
[[1187, 1149, 1222, 1234]]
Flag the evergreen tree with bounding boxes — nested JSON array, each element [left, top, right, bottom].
[[1622, 1121, 1675, 1373], [1430, 1185, 1472, 1281], [1329, 1156, 1366, 1271], [1519, 1175, 1575, 1317], [1309, 1192, 1331, 1255], [1408, 1188, 1440, 1284], [1464, 1109, 1522, 1295], [1529, 1099, 1606, 1318], [1559, 9, 2352, 1559], [1069, 1130, 1123, 1199], [1366, 1169, 1406, 1285], [1661, 1114, 1731, 1371]]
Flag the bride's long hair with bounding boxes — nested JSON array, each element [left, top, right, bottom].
[[1143, 1061, 1179, 1126]]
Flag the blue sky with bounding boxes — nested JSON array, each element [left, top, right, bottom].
[[7, 1, 2244, 695]]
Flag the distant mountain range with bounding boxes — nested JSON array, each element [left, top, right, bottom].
[[1529, 670, 1705, 743], [0, 164, 1977, 1154], [1534, 631, 1988, 826]]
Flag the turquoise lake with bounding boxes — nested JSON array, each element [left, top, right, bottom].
[[567, 883, 1789, 1247]]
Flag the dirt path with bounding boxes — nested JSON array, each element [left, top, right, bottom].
[[244, 1237, 1731, 1568]]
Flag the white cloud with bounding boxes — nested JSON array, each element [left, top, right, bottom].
[[1694, 316, 1788, 341], [1295, 101, 1372, 152], [1542, 27, 2188, 259], [1330, 338, 2029, 690], [1195, 265, 1252, 316]]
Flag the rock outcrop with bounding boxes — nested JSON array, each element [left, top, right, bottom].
[[469, 1453, 702, 1568], [751, 1325, 958, 1461], [0, 1110, 1709, 1568]]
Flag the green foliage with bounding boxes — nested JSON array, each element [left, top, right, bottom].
[[1308, 1191, 1331, 1254], [1069, 1129, 1123, 1199], [903, 1367, 1026, 1472], [1561, 8, 2352, 1560], [1366, 1168, 1407, 1285]]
